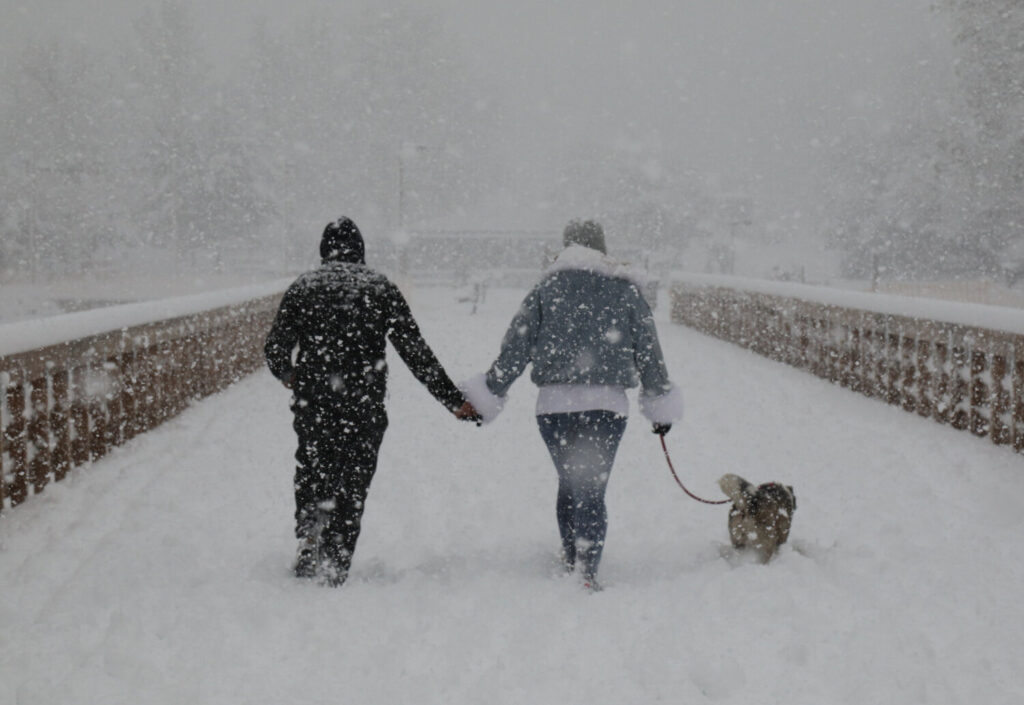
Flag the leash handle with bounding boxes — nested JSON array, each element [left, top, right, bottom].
[[660, 435, 729, 505]]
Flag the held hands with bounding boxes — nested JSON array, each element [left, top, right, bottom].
[[454, 400, 483, 425], [652, 423, 672, 436]]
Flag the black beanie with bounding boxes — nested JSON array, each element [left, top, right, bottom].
[[563, 219, 607, 254], [320, 216, 365, 264]]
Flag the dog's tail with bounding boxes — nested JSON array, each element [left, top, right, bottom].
[[718, 473, 752, 508]]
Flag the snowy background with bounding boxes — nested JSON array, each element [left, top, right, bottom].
[[2, 0, 1023, 299], [3, 1, 1024, 702], [2, 286, 1023, 704]]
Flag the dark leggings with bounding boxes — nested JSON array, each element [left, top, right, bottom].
[[537, 411, 627, 579], [293, 403, 387, 574]]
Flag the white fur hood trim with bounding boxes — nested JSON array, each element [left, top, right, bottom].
[[459, 373, 506, 424], [639, 385, 684, 424], [546, 245, 651, 290]]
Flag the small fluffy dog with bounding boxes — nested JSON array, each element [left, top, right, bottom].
[[718, 474, 796, 563]]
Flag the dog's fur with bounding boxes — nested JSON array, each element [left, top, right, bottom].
[[718, 473, 796, 563]]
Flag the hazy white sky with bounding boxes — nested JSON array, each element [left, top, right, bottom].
[[5, 0, 957, 229], [436, 0, 956, 196]]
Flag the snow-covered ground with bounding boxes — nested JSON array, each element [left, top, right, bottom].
[[1, 285, 1023, 705]]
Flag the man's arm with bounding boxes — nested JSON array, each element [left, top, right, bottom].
[[264, 285, 302, 387], [386, 284, 467, 412]]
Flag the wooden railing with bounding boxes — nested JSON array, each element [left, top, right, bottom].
[[670, 281, 1024, 453], [0, 294, 281, 513]]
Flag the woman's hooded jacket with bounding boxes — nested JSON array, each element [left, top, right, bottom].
[[463, 244, 683, 424]]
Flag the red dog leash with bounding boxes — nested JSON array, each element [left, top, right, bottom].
[[660, 435, 729, 505]]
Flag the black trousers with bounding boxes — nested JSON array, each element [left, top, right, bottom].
[[292, 400, 387, 573]]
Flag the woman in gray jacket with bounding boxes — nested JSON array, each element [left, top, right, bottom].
[[462, 220, 683, 590]]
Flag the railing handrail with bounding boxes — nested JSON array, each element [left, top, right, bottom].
[[1, 287, 285, 513], [1, 294, 283, 381], [671, 272, 1024, 337], [670, 280, 1024, 454], [0, 279, 292, 359]]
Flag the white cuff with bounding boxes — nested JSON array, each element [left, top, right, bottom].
[[639, 385, 683, 424], [460, 373, 506, 424]]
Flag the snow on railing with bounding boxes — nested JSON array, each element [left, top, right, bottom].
[[0, 283, 287, 513], [670, 274, 1024, 453]]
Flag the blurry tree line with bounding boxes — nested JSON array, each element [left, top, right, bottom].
[[0, 1, 502, 283], [4, 0, 1022, 288], [828, 0, 1024, 283]]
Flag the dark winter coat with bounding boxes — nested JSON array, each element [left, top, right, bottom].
[[264, 261, 465, 419]]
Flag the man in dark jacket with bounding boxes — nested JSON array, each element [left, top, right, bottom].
[[265, 216, 478, 586]]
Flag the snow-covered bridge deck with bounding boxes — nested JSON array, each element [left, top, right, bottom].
[[2, 287, 1022, 705]]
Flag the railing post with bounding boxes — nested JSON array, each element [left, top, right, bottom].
[[51, 366, 72, 482], [838, 311, 855, 390], [969, 336, 991, 438], [872, 321, 889, 401], [1014, 339, 1024, 452], [27, 374, 51, 494], [4, 373, 28, 507], [1, 372, 8, 510], [105, 356, 124, 450], [901, 327, 918, 414], [120, 335, 140, 443], [799, 308, 813, 372], [915, 328, 934, 419], [87, 363, 111, 464], [134, 335, 159, 436], [934, 333, 951, 425], [113, 331, 132, 446], [811, 312, 827, 380], [861, 325, 877, 399], [69, 366, 90, 468], [991, 345, 1011, 446], [950, 330, 970, 431], [156, 334, 174, 423], [0, 373, 5, 510]]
